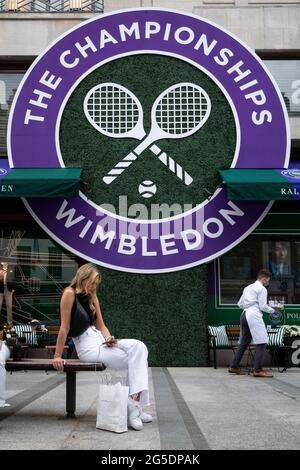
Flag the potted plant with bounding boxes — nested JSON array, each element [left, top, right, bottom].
[[283, 325, 300, 346]]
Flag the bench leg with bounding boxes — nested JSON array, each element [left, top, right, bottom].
[[213, 349, 217, 369], [66, 371, 76, 418]]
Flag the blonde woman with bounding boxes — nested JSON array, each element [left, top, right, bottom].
[[52, 263, 151, 430]]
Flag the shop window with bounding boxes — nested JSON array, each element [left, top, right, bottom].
[[16, 245, 32, 279], [48, 247, 62, 279], [263, 60, 300, 116], [0, 72, 24, 155], [219, 236, 300, 306], [0, 227, 78, 322]]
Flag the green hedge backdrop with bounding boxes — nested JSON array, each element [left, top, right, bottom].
[[97, 265, 208, 366]]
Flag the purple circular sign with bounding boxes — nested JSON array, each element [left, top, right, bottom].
[[8, 8, 289, 273]]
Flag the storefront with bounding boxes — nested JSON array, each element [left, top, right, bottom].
[[0, 7, 299, 366]]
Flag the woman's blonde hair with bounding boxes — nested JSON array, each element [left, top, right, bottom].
[[69, 263, 101, 313]]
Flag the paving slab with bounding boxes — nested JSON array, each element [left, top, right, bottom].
[[1, 367, 299, 450]]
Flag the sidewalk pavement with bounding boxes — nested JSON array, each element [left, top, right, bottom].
[[0, 367, 300, 450]]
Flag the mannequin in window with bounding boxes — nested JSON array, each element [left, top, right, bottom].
[[0, 261, 15, 325], [0, 316, 10, 407], [268, 242, 290, 279]]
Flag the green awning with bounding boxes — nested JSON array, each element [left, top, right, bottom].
[[219, 168, 300, 200], [0, 161, 82, 197]]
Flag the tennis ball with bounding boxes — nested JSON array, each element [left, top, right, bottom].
[[138, 180, 157, 198]]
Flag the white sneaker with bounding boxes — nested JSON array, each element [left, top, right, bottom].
[[139, 411, 153, 423], [127, 398, 143, 431]]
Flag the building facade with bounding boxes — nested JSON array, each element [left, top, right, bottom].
[[0, 0, 299, 366]]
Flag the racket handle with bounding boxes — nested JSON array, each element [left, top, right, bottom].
[[150, 145, 193, 186], [103, 152, 138, 185]]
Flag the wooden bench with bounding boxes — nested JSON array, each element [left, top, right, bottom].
[[45, 345, 69, 358], [6, 358, 105, 418], [35, 326, 71, 357], [38, 325, 61, 348]]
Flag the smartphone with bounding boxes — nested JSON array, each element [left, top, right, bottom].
[[102, 338, 117, 345]]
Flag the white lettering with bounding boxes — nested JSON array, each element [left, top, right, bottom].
[[227, 60, 251, 83], [75, 36, 97, 58], [142, 237, 157, 256], [145, 21, 160, 39], [280, 188, 299, 196], [90, 224, 115, 249], [39, 70, 62, 90], [203, 218, 224, 238], [1, 185, 13, 192], [79, 220, 93, 238], [291, 340, 300, 365], [291, 80, 300, 105], [213, 47, 234, 66], [219, 201, 245, 225], [29, 89, 52, 109], [252, 110, 272, 125], [163, 23, 172, 41], [245, 89, 266, 106], [161, 235, 178, 255], [118, 234, 136, 254], [174, 26, 195, 45], [119, 22, 140, 42], [56, 200, 85, 227], [181, 229, 202, 250], [287, 313, 300, 320], [194, 34, 218, 55], [100, 29, 118, 49], [24, 109, 44, 125], [60, 50, 80, 69]]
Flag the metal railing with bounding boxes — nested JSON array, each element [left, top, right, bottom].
[[0, 0, 104, 13]]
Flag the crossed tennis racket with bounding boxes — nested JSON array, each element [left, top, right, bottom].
[[83, 82, 211, 186]]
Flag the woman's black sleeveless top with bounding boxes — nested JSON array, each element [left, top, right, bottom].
[[67, 292, 95, 338]]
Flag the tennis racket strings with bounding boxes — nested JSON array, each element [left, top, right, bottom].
[[84, 83, 143, 138], [155, 84, 209, 135]]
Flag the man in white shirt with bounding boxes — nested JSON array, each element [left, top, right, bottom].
[[228, 269, 279, 378]]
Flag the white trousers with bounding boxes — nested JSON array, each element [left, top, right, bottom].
[[72, 327, 150, 406], [0, 342, 10, 406], [0, 288, 13, 324]]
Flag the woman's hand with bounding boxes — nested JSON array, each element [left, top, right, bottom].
[[103, 336, 117, 348], [52, 356, 66, 371]]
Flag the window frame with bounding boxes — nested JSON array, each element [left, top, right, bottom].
[[0, 59, 34, 157], [257, 50, 300, 117], [209, 210, 300, 326]]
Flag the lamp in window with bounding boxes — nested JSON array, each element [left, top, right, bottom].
[[70, 0, 82, 10], [7, 0, 18, 10]]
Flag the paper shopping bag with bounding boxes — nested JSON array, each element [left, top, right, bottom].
[[96, 382, 129, 433]]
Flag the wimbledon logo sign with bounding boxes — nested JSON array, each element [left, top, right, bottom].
[[8, 8, 289, 273]]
